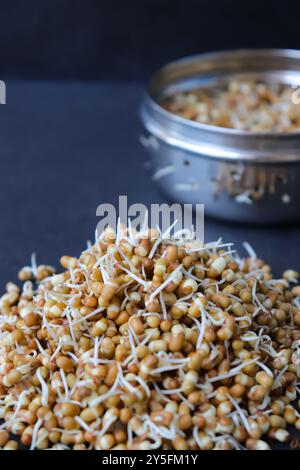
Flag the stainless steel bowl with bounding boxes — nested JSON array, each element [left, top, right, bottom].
[[140, 49, 300, 223]]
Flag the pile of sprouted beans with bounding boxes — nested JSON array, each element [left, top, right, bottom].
[[0, 225, 300, 450], [162, 80, 300, 132]]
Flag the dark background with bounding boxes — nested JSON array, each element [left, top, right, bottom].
[[0, 0, 300, 292], [1, 0, 300, 81]]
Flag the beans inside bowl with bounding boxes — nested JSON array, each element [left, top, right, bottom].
[[161, 80, 300, 133]]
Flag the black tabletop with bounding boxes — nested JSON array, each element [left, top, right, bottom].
[[0, 80, 299, 290]]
